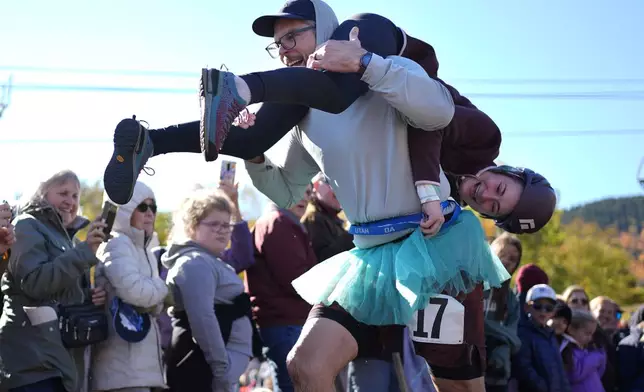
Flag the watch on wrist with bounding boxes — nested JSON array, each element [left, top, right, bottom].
[[358, 51, 373, 75]]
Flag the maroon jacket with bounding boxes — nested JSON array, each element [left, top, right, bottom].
[[246, 205, 317, 327], [402, 34, 502, 193]]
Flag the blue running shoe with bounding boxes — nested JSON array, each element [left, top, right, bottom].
[[200, 68, 247, 162], [103, 116, 154, 205]]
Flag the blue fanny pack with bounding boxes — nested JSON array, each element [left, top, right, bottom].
[[110, 297, 151, 343], [348, 200, 462, 236]]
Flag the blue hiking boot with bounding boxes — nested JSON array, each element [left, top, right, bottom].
[[200, 68, 247, 162], [103, 116, 154, 205]]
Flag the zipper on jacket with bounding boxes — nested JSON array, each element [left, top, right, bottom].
[[143, 243, 166, 381], [50, 208, 87, 304]]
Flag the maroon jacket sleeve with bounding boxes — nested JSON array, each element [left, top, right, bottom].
[[408, 127, 443, 185], [254, 214, 316, 293], [402, 32, 496, 184]]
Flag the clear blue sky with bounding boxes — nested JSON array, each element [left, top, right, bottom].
[[1, 0, 643, 218]]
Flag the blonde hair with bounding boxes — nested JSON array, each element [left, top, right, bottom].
[[562, 285, 588, 303], [170, 188, 234, 242], [569, 309, 597, 330], [28, 170, 80, 206], [491, 232, 523, 260], [590, 296, 617, 312]]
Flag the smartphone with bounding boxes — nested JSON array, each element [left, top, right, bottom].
[[101, 201, 118, 240], [220, 160, 237, 183]]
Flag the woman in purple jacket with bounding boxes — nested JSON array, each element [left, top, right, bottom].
[[561, 310, 607, 392]]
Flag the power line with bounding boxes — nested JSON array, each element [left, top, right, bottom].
[[10, 83, 644, 101], [449, 78, 644, 85], [3, 65, 644, 86], [503, 129, 644, 137], [0, 65, 196, 78], [2, 129, 643, 144], [13, 84, 194, 94], [470, 92, 644, 100], [0, 76, 12, 119], [638, 157, 644, 190]]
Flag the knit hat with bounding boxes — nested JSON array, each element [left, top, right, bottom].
[[515, 264, 549, 293]]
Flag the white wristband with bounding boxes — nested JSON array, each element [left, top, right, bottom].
[[416, 184, 441, 204]]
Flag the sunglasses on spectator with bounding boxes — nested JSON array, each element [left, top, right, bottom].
[[136, 202, 157, 214], [570, 298, 589, 305], [531, 302, 555, 313]]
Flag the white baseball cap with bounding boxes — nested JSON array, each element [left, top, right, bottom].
[[526, 284, 557, 304]]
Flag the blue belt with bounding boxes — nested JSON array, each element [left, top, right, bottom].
[[348, 200, 462, 236]]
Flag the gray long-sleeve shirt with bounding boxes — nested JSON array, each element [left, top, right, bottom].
[[162, 241, 252, 388], [246, 54, 455, 249]]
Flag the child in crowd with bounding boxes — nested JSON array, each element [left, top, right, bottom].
[[513, 284, 570, 392], [549, 302, 573, 343], [560, 310, 606, 392]]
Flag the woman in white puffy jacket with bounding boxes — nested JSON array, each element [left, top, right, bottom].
[[91, 181, 168, 392]]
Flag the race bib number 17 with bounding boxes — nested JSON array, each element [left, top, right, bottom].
[[407, 294, 464, 345]]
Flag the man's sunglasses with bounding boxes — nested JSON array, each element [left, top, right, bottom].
[[531, 302, 555, 313], [136, 202, 157, 214]]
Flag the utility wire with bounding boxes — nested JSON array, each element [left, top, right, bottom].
[[2, 65, 644, 86], [503, 129, 644, 137], [0, 76, 12, 118], [9, 83, 644, 101], [2, 129, 643, 144]]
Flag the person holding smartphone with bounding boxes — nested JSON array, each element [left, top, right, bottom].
[[0, 201, 15, 257], [0, 201, 16, 318], [0, 170, 107, 392]]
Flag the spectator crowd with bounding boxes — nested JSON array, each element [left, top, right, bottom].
[[1, 170, 644, 392]]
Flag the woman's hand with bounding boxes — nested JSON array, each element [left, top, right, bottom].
[[84, 219, 107, 254], [91, 286, 107, 306], [0, 202, 12, 228], [0, 224, 15, 254], [218, 181, 239, 206], [232, 109, 256, 129], [219, 181, 243, 223], [420, 200, 445, 237]]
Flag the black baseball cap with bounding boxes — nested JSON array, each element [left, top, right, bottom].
[[252, 0, 316, 37]]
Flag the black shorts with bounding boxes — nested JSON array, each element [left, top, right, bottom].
[[308, 302, 404, 361], [308, 287, 486, 381]]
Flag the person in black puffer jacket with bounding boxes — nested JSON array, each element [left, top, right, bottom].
[[617, 305, 644, 392]]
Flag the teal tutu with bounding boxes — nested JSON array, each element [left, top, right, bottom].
[[292, 210, 510, 325]]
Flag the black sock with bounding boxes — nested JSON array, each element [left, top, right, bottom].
[[148, 122, 201, 156]]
